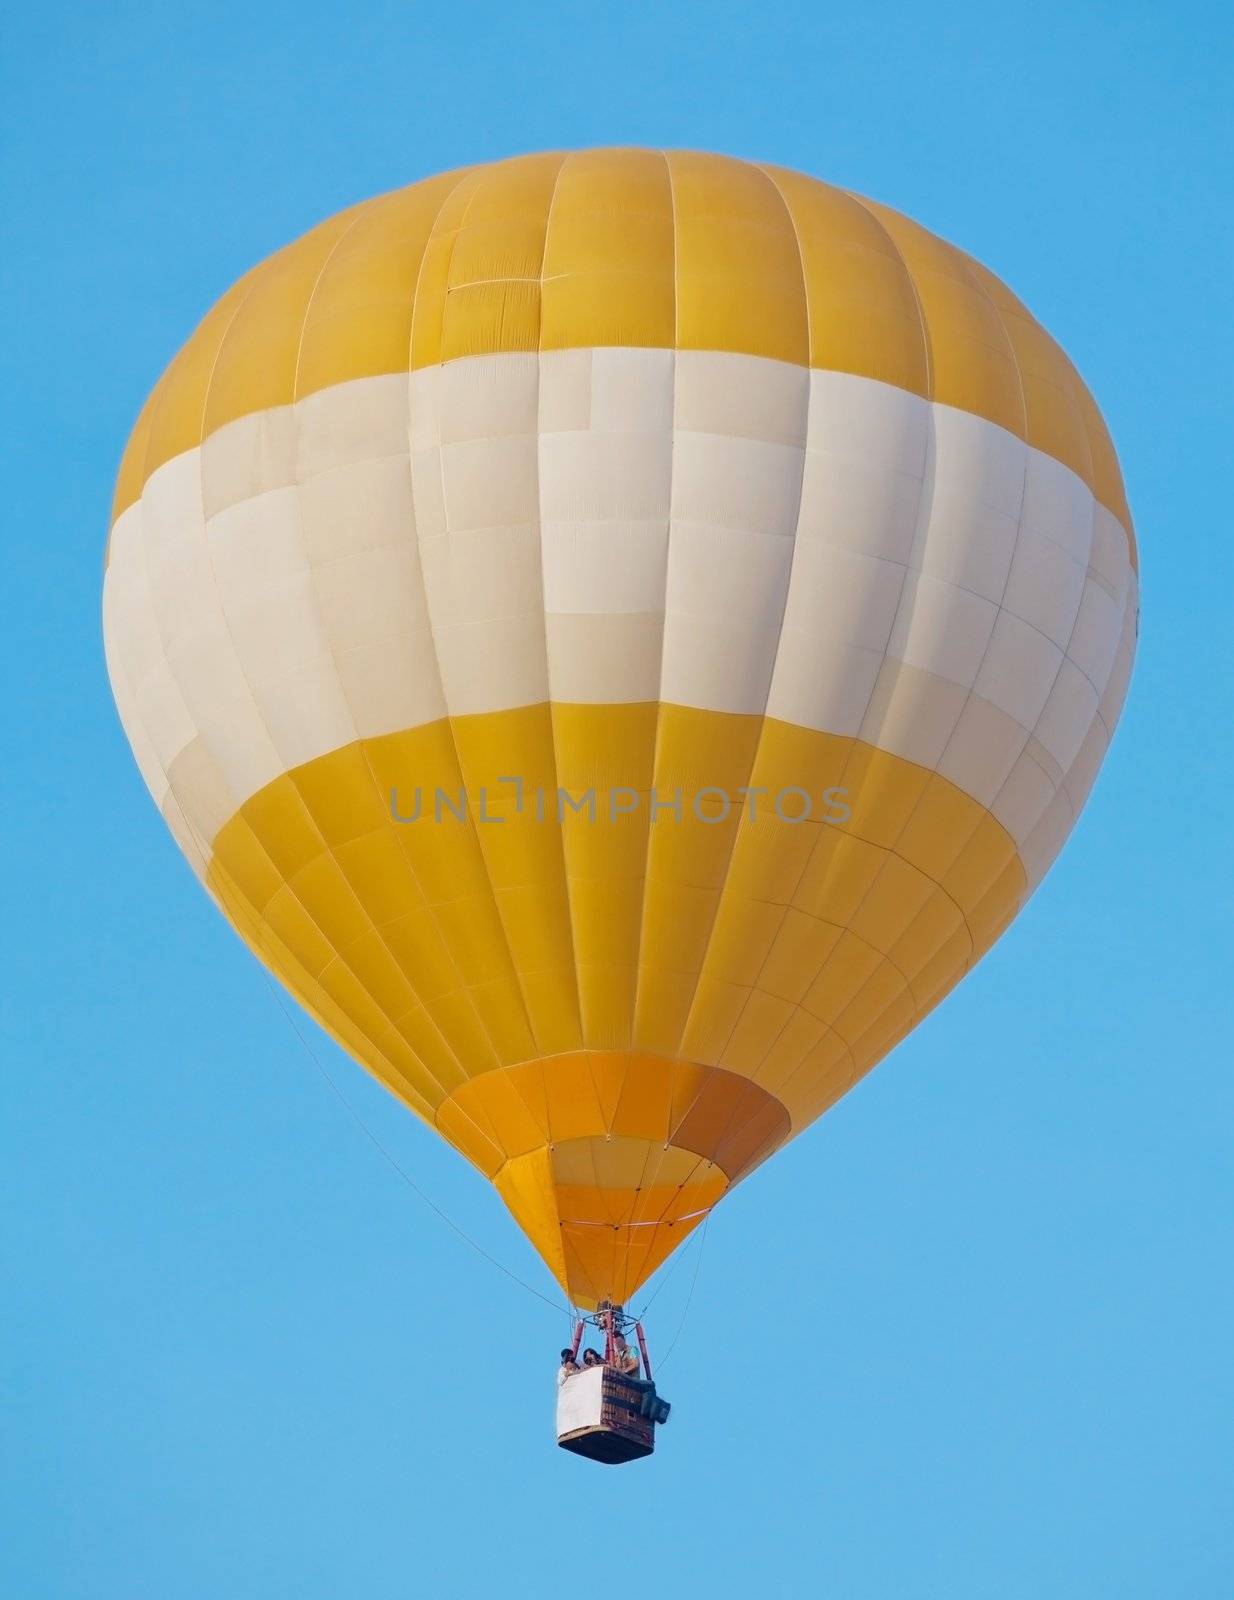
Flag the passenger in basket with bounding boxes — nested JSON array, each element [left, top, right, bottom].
[[581, 1347, 604, 1369], [558, 1349, 580, 1386], [612, 1333, 640, 1377]]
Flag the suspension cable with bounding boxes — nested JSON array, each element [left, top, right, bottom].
[[633, 1224, 694, 1321], [653, 1216, 710, 1372]]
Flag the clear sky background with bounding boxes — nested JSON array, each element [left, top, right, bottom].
[[3, 3, 1231, 1596]]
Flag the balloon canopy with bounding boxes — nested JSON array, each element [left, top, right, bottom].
[[103, 150, 1138, 1308]]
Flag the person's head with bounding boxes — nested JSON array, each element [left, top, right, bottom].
[[582, 1348, 600, 1366], [614, 1333, 628, 1350], [560, 1348, 575, 1365]]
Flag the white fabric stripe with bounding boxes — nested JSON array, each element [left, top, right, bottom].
[[104, 352, 1137, 883]]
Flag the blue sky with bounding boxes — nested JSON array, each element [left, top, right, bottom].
[[3, 3, 1231, 1595]]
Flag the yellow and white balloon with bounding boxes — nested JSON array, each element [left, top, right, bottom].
[[103, 150, 1138, 1308]]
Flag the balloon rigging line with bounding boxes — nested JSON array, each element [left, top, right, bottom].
[[654, 1216, 710, 1372], [633, 1221, 698, 1321]]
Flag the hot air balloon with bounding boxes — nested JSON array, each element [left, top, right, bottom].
[[103, 150, 1137, 1460]]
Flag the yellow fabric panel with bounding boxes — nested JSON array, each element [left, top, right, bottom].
[[551, 701, 656, 1052], [107, 375, 165, 537], [854, 195, 1026, 438], [669, 150, 809, 365], [761, 164, 930, 396], [634, 706, 764, 1056], [140, 270, 259, 475], [406, 166, 485, 369], [110, 148, 1134, 558], [203, 203, 371, 436], [294, 169, 470, 399], [111, 270, 250, 526], [449, 703, 583, 1059], [493, 1149, 572, 1296], [540, 148, 676, 350], [418, 151, 563, 367], [209, 823, 438, 1125]]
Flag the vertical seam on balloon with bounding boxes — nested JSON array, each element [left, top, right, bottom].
[[844, 193, 933, 397], [396, 166, 551, 1088], [620, 154, 692, 1253], [634, 268, 817, 1245], [685, 181, 889, 1088], [624, 1119, 664, 1292], [733, 374, 934, 1024], [161, 271, 262, 487], [291, 198, 382, 402], [679, 162, 816, 1073], [535, 151, 588, 1058], [411, 173, 558, 1069], [578, 1044, 613, 1145], [790, 250, 1033, 1026], [612, 1094, 646, 1298], [622, 1073, 677, 1295], [835, 191, 942, 861], [410, 165, 480, 366], [398, 167, 538, 1073], [668, 165, 815, 1077], [629, 160, 819, 1251], [135, 268, 257, 507], [611, 1062, 662, 1248], [626, 149, 680, 1080], [730, 199, 959, 1092]]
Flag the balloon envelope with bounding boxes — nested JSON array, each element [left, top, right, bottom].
[[103, 150, 1138, 1308]]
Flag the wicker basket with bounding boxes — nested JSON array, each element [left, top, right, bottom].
[[556, 1365, 657, 1465]]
